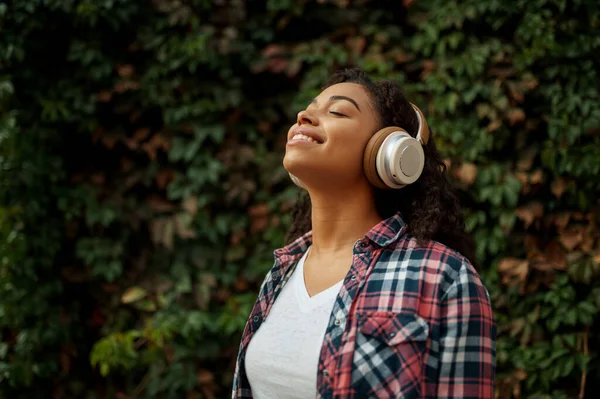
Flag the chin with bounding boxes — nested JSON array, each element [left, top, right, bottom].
[[282, 152, 304, 175]]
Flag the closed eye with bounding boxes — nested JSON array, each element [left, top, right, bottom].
[[330, 111, 347, 117]]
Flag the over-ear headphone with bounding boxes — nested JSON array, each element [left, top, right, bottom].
[[289, 102, 430, 190]]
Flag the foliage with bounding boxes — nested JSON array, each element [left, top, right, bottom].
[[1, 0, 599, 398]]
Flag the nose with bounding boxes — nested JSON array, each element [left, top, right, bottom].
[[297, 109, 318, 126]]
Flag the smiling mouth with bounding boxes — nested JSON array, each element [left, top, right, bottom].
[[290, 133, 323, 144]]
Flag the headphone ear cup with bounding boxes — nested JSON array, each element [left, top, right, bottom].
[[364, 126, 425, 189], [383, 136, 424, 187], [363, 127, 403, 189]]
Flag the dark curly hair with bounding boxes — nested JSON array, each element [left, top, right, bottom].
[[285, 67, 477, 266]]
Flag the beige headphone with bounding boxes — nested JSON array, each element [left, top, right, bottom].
[[289, 102, 430, 190]]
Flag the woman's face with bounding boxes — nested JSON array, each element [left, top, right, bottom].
[[283, 83, 380, 189]]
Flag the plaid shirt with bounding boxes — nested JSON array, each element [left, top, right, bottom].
[[232, 212, 495, 399]]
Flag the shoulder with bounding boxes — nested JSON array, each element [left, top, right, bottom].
[[373, 234, 484, 299]]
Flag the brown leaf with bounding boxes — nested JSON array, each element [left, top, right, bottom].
[[183, 196, 198, 216], [142, 134, 170, 160], [515, 172, 529, 193], [248, 203, 269, 217], [489, 67, 516, 79], [394, 51, 414, 64], [175, 213, 196, 239], [515, 369, 528, 381], [498, 258, 529, 290], [487, 120, 502, 132], [554, 213, 571, 230], [90, 173, 105, 185], [551, 178, 567, 198], [454, 162, 477, 185], [162, 218, 174, 249], [251, 216, 269, 233], [516, 150, 535, 171], [133, 128, 150, 142], [114, 80, 140, 93], [271, 216, 280, 227], [148, 195, 175, 212], [588, 128, 600, 137], [498, 257, 525, 273], [559, 228, 583, 251], [150, 218, 166, 244], [508, 109, 526, 125], [530, 259, 554, 272], [116, 64, 134, 78], [124, 171, 142, 189], [580, 231, 595, 253], [515, 202, 544, 229], [262, 44, 284, 58], [286, 58, 302, 77], [156, 168, 175, 189], [267, 57, 288, 73], [530, 170, 544, 184], [346, 37, 366, 56], [421, 60, 436, 78], [97, 90, 112, 102], [233, 276, 249, 291], [521, 77, 539, 90], [121, 157, 134, 172], [101, 134, 118, 149], [230, 232, 243, 246], [545, 241, 567, 270], [60, 266, 88, 283], [249, 203, 270, 233], [60, 347, 72, 376], [507, 84, 524, 103], [257, 121, 271, 134]]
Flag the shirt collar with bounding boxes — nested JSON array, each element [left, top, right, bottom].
[[365, 211, 407, 247], [274, 211, 407, 259]]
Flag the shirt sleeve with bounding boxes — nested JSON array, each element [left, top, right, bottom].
[[434, 262, 496, 398]]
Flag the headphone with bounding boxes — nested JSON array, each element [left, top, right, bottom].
[[289, 102, 430, 190]]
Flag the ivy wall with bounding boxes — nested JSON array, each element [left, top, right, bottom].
[[1, 0, 599, 398]]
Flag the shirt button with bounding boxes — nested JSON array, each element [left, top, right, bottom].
[[334, 319, 342, 326], [390, 332, 396, 337], [323, 369, 329, 377], [350, 274, 357, 281], [359, 241, 368, 248], [253, 315, 260, 323]]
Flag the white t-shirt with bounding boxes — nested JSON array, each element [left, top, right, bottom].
[[245, 247, 343, 399]]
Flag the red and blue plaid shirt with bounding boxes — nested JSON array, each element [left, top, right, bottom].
[[232, 212, 495, 398]]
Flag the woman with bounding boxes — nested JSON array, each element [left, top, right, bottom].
[[232, 68, 495, 399]]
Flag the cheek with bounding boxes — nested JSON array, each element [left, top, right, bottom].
[[326, 133, 370, 167]]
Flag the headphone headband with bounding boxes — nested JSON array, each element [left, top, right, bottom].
[[410, 103, 430, 145]]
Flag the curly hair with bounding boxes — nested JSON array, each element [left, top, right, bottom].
[[285, 68, 477, 266]]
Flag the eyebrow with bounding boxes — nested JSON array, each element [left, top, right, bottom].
[[311, 95, 361, 112]]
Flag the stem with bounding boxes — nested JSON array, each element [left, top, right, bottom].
[[579, 327, 589, 399]]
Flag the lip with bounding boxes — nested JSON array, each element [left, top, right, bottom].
[[288, 126, 325, 145]]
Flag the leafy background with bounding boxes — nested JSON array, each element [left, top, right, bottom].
[[1, 0, 599, 398]]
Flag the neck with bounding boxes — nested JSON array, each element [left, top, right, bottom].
[[308, 183, 382, 256]]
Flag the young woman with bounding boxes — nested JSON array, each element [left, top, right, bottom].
[[232, 68, 495, 399]]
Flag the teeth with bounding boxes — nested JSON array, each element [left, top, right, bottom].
[[292, 134, 320, 143]]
